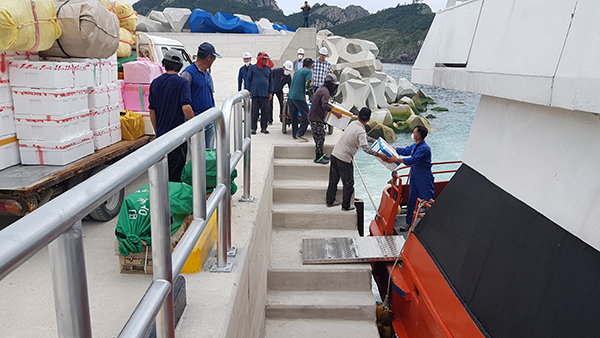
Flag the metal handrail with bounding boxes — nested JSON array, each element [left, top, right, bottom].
[[0, 90, 253, 338], [394, 160, 462, 180]]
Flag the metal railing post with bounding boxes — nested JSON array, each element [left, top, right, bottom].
[[191, 130, 207, 221], [240, 96, 255, 202], [48, 220, 93, 338], [148, 157, 174, 338]]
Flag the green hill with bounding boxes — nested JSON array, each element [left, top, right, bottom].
[[329, 3, 434, 63]]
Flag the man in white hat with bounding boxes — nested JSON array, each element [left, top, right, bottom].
[[293, 48, 305, 72], [238, 51, 252, 91], [311, 47, 334, 94], [269, 60, 293, 125]]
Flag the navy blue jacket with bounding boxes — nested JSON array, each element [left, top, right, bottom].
[[247, 64, 272, 98], [238, 65, 250, 91]]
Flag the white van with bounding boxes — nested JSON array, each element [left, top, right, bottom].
[[135, 32, 193, 70]]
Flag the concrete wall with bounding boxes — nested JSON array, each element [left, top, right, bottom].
[[412, 0, 600, 115], [462, 95, 600, 251]]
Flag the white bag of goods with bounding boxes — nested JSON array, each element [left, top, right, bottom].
[[371, 137, 402, 171], [0, 0, 62, 51], [14, 109, 91, 141], [109, 0, 137, 31], [12, 87, 88, 115], [0, 133, 20, 170], [117, 28, 135, 58], [40, 0, 119, 59], [19, 130, 93, 165]]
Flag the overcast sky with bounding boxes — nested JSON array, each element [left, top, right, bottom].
[[126, 0, 448, 15]]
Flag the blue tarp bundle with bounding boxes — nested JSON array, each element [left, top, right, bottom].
[[272, 23, 296, 32], [189, 9, 259, 34]]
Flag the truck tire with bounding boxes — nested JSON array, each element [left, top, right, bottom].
[[88, 165, 125, 221]]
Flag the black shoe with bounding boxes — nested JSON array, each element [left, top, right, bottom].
[[398, 225, 410, 232], [251, 130, 257, 135], [342, 205, 356, 211], [260, 130, 269, 134], [323, 155, 331, 161], [314, 158, 329, 164], [326, 201, 340, 207]]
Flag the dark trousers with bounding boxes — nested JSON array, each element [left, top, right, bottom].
[[303, 16, 309, 27], [251, 96, 269, 132], [168, 143, 187, 182], [289, 99, 309, 138], [271, 90, 284, 120], [310, 120, 326, 159], [326, 156, 354, 209]]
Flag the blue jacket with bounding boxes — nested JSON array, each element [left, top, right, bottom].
[[396, 141, 434, 188], [182, 63, 215, 115], [247, 64, 272, 98], [271, 67, 291, 93], [238, 65, 250, 91]]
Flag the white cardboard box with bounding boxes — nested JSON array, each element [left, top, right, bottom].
[[0, 133, 20, 170], [325, 103, 353, 130], [45, 57, 99, 87], [19, 131, 94, 165], [12, 87, 88, 115], [14, 109, 90, 141], [0, 83, 11, 103], [0, 103, 15, 135], [90, 104, 120, 130], [88, 84, 110, 109], [9, 60, 74, 89], [138, 111, 155, 135], [107, 82, 121, 105], [93, 122, 121, 150], [371, 137, 402, 171]]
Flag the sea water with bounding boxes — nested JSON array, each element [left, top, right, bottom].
[[354, 63, 481, 227]]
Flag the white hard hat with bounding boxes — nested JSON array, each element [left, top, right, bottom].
[[242, 51, 252, 58], [297, 48, 305, 54], [283, 60, 293, 71], [319, 47, 328, 55]]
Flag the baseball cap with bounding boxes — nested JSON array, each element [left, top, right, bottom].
[[163, 49, 183, 64], [198, 42, 221, 58], [297, 48, 305, 54], [319, 47, 328, 55], [242, 51, 251, 58], [358, 107, 371, 121]]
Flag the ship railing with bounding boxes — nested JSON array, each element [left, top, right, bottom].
[[0, 90, 253, 338], [394, 160, 462, 205]]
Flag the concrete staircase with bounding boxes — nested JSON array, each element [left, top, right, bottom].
[[263, 145, 379, 338]]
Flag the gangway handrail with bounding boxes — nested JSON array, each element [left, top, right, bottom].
[[0, 90, 253, 338]]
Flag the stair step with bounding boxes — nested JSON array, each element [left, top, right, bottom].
[[265, 290, 376, 321], [268, 229, 371, 291], [264, 318, 379, 338], [274, 144, 334, 159], [274, 158, 330, 180], [272, 182, 343, 205], [272, 203, 357, 230]]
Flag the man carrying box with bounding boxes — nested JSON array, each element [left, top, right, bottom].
[[326, 108, 390, 211], [386, 125, 435, 231], [148, 49, 194, 182]]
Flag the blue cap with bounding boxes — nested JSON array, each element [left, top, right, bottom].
[[197, 42, 221, 58]]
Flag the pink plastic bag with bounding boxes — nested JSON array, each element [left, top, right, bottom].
[[122, 57, 164, 84]]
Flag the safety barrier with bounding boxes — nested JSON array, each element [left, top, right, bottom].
[[0, 90, 253, 338]]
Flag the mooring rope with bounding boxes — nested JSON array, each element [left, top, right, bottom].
[[353, 160, 381, 218]]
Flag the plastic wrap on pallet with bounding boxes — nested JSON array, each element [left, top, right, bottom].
[[122, 83, 150, 112], [122, 58, 163, 84]]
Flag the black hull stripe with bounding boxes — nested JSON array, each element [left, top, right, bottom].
[[414, 164, 600, 338]]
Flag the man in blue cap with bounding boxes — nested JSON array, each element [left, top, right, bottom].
[[181, 42, 221, 148]]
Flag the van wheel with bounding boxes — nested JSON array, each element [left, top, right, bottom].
[[88, 165, 125, 221]]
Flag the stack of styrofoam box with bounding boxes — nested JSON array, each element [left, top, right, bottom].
[[9, 56, 95, 165], [122, 58, 164, 135], [0, 51, 20, 170], [48, 54, 123, 151]]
